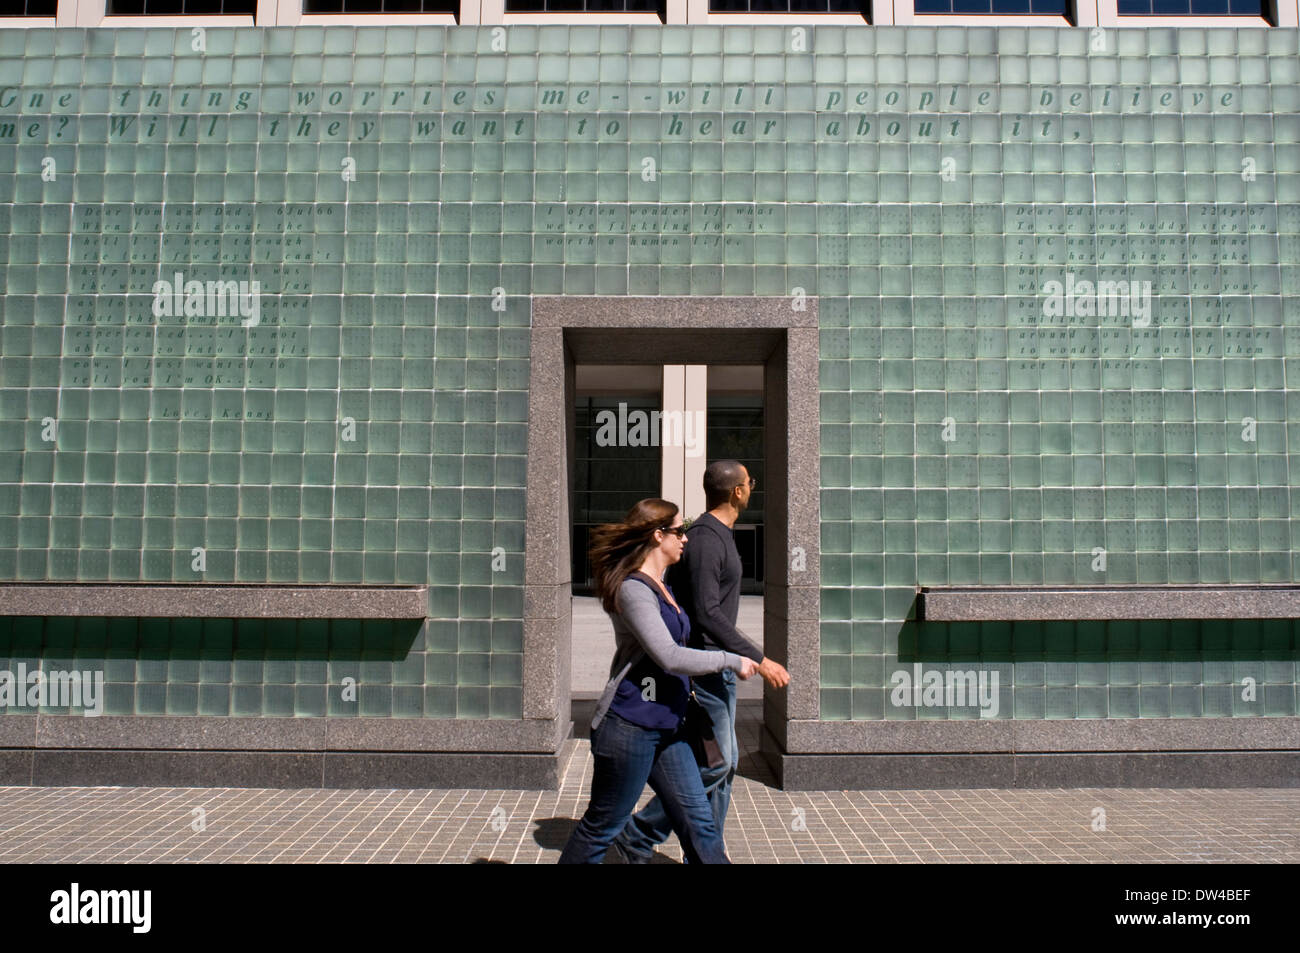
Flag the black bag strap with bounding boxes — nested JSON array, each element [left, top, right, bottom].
[[624, 569, 661, 596]]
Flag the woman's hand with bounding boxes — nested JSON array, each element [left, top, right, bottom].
[[737, 657, 759, 680]]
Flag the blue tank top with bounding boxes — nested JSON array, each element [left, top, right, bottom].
[[607, 574, 692, 730]]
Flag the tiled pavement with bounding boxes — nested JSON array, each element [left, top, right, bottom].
[[0, 704, 1297, 863]]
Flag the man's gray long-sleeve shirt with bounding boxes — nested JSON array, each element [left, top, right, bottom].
[[668, 513, 764, 663]]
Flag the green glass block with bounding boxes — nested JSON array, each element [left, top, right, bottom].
[[1168, 686, 1202, 718], [1262, 685, 1296, 717], [1076, 687, 1107, 718], [821, 687, 852, 721], [164, 684, 197, 715], [348, 683, 389, 717], [94, 682, 131, 716], [1045, 688, 1076, 719], [455, 685, 488, 718], [382, 686, 418, 718], [132, 682, 165, 715], [411, 685, 451, 718], [1108, 686, 1140, 718]]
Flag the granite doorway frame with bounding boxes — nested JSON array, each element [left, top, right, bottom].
[[523, 297, 822, 772]]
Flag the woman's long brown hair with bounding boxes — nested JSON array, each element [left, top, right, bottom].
[[588, 498, 678, 613]]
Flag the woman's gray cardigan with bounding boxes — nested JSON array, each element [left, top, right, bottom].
[[590, 576, 746, 730]]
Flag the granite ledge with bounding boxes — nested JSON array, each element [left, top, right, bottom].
[[920, 585, 1300, 621], [0, 584, 428, 619], [0, 716, 38, 748]]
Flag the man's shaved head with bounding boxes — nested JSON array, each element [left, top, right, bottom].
[[703, 459, 746, 510]]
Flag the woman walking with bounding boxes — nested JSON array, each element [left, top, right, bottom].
[[559, 499, 757, 864]]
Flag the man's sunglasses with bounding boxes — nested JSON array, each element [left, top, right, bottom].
[[738, 478, 757, 489]]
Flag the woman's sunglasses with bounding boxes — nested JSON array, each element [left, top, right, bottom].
[[659, 525, 687, 538]]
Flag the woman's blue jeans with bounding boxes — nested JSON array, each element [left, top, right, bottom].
[[559, 712, 730, 864], [615, 668, 737, 862]]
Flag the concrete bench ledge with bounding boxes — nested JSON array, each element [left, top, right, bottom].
[[918, 585, 1300, 622], [0, 584, 428, 620]]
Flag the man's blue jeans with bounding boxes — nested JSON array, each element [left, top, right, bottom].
[[615, 668, 738, 862], [559, 711, 730, 864]]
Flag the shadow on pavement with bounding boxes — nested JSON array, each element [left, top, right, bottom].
[[532, 817, 682, 864]]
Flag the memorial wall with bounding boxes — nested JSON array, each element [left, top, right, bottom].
[[0, 26, 1297, 739]]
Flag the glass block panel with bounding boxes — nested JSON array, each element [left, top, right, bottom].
[[1, 25, 1298, 729]]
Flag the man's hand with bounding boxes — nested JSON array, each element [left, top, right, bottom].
[[756, 657, 790, 688], [737, 657, 759, 680]]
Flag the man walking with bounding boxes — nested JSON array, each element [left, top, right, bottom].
[[613, 459, 791, 863]]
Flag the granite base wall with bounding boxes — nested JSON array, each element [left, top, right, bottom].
[[0, 747, 568, 789], [762, 720, 1300, 789]]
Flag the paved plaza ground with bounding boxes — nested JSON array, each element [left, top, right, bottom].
[[0, 700, 1295, 864]]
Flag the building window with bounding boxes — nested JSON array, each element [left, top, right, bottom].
[[571, 395, 662, 593], [503, 0, 660, 10], [1116, 0, 1263, 12], [914, 0, 1065, 11], [109, 0, 257, 12], [306, 0, 458, 10], [709, 0, 864, 10], [4, 0, 57, 14]]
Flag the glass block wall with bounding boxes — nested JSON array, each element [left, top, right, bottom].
[[0, 26, 1296, 723]]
